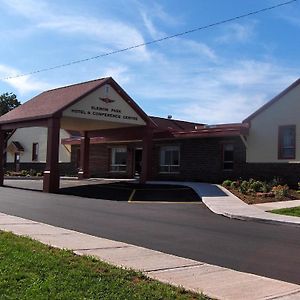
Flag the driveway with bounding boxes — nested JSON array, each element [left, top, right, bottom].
[[0, 181, 300, 285]]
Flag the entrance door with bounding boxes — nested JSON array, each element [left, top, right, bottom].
[[14, 152, 20, 172], [134, 148, 142, 177]]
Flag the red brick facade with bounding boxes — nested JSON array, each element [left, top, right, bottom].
[[6, 136, 300, 187], [69, 137, 300, 187], [70, 137, 247, 183]]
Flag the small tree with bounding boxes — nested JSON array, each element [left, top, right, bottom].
[[0, 93, 21, 116]]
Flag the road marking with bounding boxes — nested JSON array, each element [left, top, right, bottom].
[[128, 201, 202, 204], [128, 189, 136, 202]]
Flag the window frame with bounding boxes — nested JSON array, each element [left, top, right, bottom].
[[110, 147, 127, 173], [32, 143, 39, 162], [159, 145, 180, 174], [278, 125, 296, 160], [222, 143, 234, 171]]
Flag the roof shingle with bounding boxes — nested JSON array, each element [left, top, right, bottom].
[[0, 77, 109, 124]]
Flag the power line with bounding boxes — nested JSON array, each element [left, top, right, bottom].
[[1, 0, 297, 81]]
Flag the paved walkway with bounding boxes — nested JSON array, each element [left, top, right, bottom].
[[255, 200, 300, 211], [1, 211, 299, 300], [148, 181, 300, 227]]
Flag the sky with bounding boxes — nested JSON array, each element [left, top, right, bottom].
[[0, 0, 299, 124]]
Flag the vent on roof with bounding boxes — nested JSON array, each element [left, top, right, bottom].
[[167, 115, 172, 119]]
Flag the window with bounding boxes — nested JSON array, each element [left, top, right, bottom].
[[32, 143, 39, 161], [110, 147, 127, 172], [160, 146, 180, 173], [223, 144, 234, 170], [278, 125, 296, 159]]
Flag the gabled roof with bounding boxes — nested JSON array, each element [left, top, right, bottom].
[[243, 78, 300, 124], [0, 78, 108, 124], [0, 77, 154, 127]]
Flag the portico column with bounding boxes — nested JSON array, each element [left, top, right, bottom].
[[78, 131, 90, 179], [0, 129, 5, 186], [140, 127, 153, 183], [43, 118, 60, 193]]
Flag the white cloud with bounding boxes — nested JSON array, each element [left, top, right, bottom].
[[141, 11, 162, 39], [174, 63, 297, 123], [2, 0, 150, 61], [178, 39, 218, 62], [216, 22, 256, 44], [102, 65, 131, 85], [0, 64, 53, 96], [127, 54, 298, 124], [135, 0, 181, 27]]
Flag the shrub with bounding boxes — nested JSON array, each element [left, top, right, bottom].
[[261, 182, 271, 193], [230, 181, 238, 189], [272, 185, 289, 199], [222, 180, 232, 187], [248, 178, 255, 185], [29, 169, 37, 176], [239, 180, 249, 194], [249, 180, 264, 192], [20, 170, 28, 176], [269, 177, 284, 188]]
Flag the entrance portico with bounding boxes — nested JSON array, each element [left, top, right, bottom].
[[0, 77, 156, 193]]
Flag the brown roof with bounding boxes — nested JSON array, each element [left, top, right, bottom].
[[150, 116, 204, 132], [0, 77, 154, 126], [243, 78, 300, 124], [0, 78, 109, 124], [62, 121, 248, 145], [173, 123, 249, 138], [63, 116, 205, 139]]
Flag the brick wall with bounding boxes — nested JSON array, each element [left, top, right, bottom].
[[71, 142, 142, 178], [71, 138, 300, 186], [151, 137, 246, 183]]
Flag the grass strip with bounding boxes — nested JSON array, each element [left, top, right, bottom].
[[270, 206, 300, 217], [0, 231, 210, 300]]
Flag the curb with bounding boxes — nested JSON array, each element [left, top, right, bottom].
[[0, 211, 299, 300], [202, 185, 300, 228]]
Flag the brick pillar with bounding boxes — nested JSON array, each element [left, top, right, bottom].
[[140, 127, 153, 183], [78, 132, 90, 179], [43, 118, 60, 193], [0, 129, 4, 186]]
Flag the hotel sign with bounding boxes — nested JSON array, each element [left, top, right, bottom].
[[62, 85, 146, 126]]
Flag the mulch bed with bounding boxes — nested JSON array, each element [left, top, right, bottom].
[[228, 188, 300, 205]]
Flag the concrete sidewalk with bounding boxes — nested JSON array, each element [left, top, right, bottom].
[[149, 181, 300, 227], [0, 211, 300, 300], [254, 200, 300, 211]]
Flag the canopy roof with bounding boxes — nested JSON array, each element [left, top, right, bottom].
[[0, 77, 154, 128]]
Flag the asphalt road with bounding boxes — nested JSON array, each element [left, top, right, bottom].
[[0, 183, 300, 285]]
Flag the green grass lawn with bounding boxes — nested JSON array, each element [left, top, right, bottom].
[[270, 206, 300, 217], [0, 231, 209, 300]]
